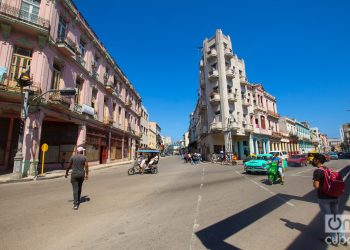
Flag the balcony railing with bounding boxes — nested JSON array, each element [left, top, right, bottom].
[[0, 3, 50, 30], [267, 110, 280, 118], [210, 121, 223, 131], [105, 81, 114, 93], [224, 48, 233, 58], [125, 99, 132, 107], [226, 68, 234, 79], [76, 55, 86, 68], [48, 92, 71, 107], [228, 92, 237, 102], [242, 98, 251, 106], [207, 48, 217, 60], [208, 70, 219, 81], [56, 36, 76, 57], [103, 116, 113, 125], [209, 92, 220, 103]]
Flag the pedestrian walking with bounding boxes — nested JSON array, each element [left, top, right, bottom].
[[60, 152, 66, 169], [65, 146, 89, 210], [312, 153, 347, 246]]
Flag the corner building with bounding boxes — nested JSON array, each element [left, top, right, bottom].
[[0, 0, 141, 176], [190, 30, 281, 160]]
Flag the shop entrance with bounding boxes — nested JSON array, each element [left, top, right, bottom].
[[99, 146, 108, 164]]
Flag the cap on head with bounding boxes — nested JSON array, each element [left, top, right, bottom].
[[77, 146, 85, 152]]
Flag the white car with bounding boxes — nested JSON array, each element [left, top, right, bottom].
[[269, 151, 288, 160]]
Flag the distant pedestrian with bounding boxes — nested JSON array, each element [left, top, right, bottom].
[[312, 153, 347, 246], [65, 147, 89, 210]]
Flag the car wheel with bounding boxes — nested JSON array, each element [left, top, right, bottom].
[[246, 171, 251, 174]]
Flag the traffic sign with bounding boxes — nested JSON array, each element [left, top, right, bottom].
[[41, 143, 48, 152]]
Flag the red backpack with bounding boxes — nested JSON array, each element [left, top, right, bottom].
[[320, 167, 345, 197]]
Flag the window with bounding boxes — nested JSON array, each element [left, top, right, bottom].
[[261, 116, 266, 129], [112, 103, 116, 121], [75, 78, 83, 105], [9, 47, 32, 84], [57, 16, 67, 41], [118, 107, 122, 124], [255, 118, 259, 128], [20, 0, 40, 23], [51, 63, 61, 90], [79, 40, 86, 57], [91, 88, 97, 111]]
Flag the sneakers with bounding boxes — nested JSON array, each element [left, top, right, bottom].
[[73, 204, 78, 210]]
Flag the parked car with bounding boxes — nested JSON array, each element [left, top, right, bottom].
[[287, 154, 308, 167], [328, 152, 339, 160], [337, 152, 350, 159], [269, 150, 288, 160], [244, 154, 273, 174], [243, 154, 257, 164], [322, 153, 331, 162]]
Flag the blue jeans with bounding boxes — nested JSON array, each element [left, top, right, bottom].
[[318, 198, 346, 241]]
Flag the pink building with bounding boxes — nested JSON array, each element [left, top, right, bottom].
[[0, 0, 142, 176]]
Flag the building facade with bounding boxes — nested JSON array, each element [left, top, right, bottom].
[[340, 123, 350, 152], [189, 29, 280, 160], [0, 0, 142, 176], [148, 122, 157, 149], [140, 105, 149, 148]]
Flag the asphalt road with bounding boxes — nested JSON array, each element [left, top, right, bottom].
[[0, 157, 349, 250]]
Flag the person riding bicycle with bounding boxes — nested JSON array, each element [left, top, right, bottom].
[[272, 152, 285, 184]]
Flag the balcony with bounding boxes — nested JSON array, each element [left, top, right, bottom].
[[231, 122, 240, 130], [76, 55, 86, 68], [125, 99, 132, 108], [226, 68, 234, 79], [207, 48, 217, 60], [200, 99, 207, 109], [208, 70, 219, 81], [209, 92, 220, 104], [267, 110, 280, 119], [228, 93, 237, 103], [254, 105, 266, 113], [103, 116, 113, 125], [48, 92, 71, 107], [224, 47, 233, 58], [56, 36, 76, 57], [0, 3, 50, 32], [240, 76, 247, 86], [105, 81, 114, 93], [244, 124, 254, 132], [74, 104, 82, 114], [91, 71, 99, 81], [242, 98, 251, 107], [210, 122, 223, 132], [271, 131, 282, 138]]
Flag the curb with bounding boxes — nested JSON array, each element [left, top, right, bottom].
[[0, 161, 133, 185]]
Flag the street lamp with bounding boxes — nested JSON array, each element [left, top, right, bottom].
[[12, 71, 76, 179]]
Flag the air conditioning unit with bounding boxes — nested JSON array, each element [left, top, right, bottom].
[[81, 104, 95, 116]]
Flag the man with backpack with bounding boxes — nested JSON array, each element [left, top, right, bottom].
[[312, 153, 346, 246]]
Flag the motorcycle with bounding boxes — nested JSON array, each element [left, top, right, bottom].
[[267, 162, 282, 185]]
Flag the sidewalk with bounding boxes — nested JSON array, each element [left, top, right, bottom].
[[0, 160, 133, 185]]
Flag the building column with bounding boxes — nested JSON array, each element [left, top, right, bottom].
[[262, 140, 266, 154], [107, 130, 111, 163], [77, 123, 87, 148], [122, 135, 125, 159], [4, 118, 14, 169], [266, 139, 270, 153], [23, 111, 45, 177], [239, 140, 244, 159], [249, 134, 254, 155], [255, 139, 258, 154]]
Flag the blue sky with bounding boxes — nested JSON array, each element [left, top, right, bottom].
[[74, 0, 350, 141]]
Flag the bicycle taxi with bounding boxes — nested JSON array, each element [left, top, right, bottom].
[[128, 149, 160, 175]]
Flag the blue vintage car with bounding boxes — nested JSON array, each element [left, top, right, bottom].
[[244, 154, 273, 174]]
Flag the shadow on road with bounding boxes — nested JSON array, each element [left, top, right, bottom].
[[195, 165, 350, 250]]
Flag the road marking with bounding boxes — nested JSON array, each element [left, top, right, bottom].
[[190, 165, 206, 250], [292, 168, 314, 176], [233, 170, 295, 207]]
